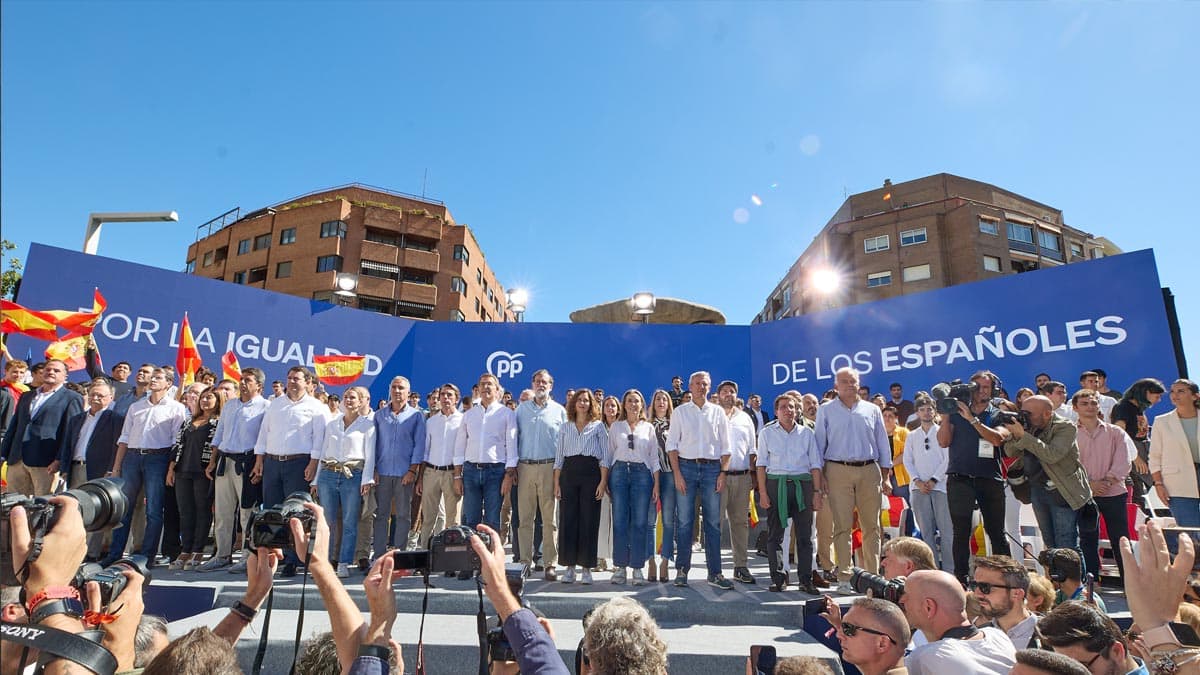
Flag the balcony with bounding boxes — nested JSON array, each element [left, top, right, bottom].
[[360, 240, 400, 266], [399, 281, 437, 306], [401, 247, 440, 273], [355, 274, 396, 299]]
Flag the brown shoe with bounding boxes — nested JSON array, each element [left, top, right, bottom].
[[544, 567, 558, 582], [647, 560, 658, 582], [811, 570, 830, 588], [659, 558, 669, 582]]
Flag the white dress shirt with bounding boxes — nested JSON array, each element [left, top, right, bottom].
[[724, 408, 757, 471], [757, 421, 823, 474], [902, 424, 949, 492], [30, 384, 64, 417], [1099, 394, 1117, 421], [254, 394, 327, 457], [73, 406, 108, 461], [313, 413, 376, 487], [118, 395, 189, 449], [665, 401, 731, 461], [425, 410, 464, 467], [454, 400, 518, 468], [605, 420, 661, 472]]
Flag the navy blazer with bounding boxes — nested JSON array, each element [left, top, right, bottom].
[[59, 408, 124, 480], [0, 387, 85, 468]]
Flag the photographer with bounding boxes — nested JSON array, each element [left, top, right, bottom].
[[1002, 396, 1097, 569], [901, 570, 1016, 674], [1039, 548, 1105, 612], [936, 371, 1012, 584]]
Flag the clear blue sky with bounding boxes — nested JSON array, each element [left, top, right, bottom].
[[3, 2, 1197, 372]]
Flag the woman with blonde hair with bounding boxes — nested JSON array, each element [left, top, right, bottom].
[[605, 389, 660, 585], [646, 390, 675, 582], [313, 385, 376, 578]]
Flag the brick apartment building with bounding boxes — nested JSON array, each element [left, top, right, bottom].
[[754, 173, 1123, 323], [186, 184, 515, 322]]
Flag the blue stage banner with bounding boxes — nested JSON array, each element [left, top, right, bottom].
[[749, 248, 1180, 407]]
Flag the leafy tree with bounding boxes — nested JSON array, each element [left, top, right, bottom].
[[1, 239, 22, 299]]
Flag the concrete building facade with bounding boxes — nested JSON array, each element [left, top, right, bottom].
[[186, 184, 514, 322], [754, 173, 1122, 323]]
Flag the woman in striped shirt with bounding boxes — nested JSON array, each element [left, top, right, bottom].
[[554, 389, 609, 584]]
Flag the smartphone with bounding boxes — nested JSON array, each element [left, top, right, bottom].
[[749, 645, 776, 675], [804, 598, 827, 617]]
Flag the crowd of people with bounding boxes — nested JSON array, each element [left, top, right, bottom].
[[3, 345, 1200, 674]]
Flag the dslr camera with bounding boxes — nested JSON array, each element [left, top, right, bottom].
[[931, 379, 978, 415], [0, 477, 128, 585], [248, 492, 316, 550], [849, 566, 906, 604], [487, 564, 530, 664], [994, 409, 1033, 431], [74, 555, 152, 606], [392, 525, 494, 575]]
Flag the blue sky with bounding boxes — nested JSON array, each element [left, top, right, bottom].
[[3, 1, 1198, 374]]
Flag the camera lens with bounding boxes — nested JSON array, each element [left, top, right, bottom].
[[65, 477, 128, 531]]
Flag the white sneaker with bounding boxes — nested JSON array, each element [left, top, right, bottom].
[[632, 568, 645, 586], [611, 567, 626, 585], [337, 563, 350, 578], [582, 569, 593, 585], [836, 581, 855, 595], [229, 558, 249, 574], [563, 567, 577, 584], [197, 556, 232, 572]]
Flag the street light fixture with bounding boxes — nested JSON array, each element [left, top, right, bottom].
[[507, 288, 529, 322], [84, 211, 179, 255], [334, 273, 359, 297], [630, 291, 656, 323]]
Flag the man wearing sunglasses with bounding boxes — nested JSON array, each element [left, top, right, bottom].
[[837, 597, 910, 675], [971, 555, 1040, 650], [903, 570, 1017, 674]]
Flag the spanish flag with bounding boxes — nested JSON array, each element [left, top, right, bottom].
[[968, 521, 988, 555], [50, 289, 107, 339], [176, 313, 203, 386], [45, 335, 89, 371], [313, 354, 366, 386], [0, 300, 60, 341], [221, 350, 242, 381], [879, 495, 905, 529]]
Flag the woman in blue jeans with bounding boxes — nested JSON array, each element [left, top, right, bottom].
[[604, 389, 661, 585], [647, 389, 675, 582], [313, 386, 377, 578]]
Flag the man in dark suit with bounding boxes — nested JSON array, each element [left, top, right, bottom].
[[746, 393, 773, 431], [0, 359, 84, 495], [54, 377, 121, 558]]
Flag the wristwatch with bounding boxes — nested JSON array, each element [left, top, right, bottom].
[[30, 597, 86, 625], [230, 600, 258, 622]]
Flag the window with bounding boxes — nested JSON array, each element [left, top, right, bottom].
[[320, 220, 347, 239], [316, 255, 343, 273], [1006, 221, 1034, 244], [1038, 231, 1061, 252], [450, 309, 466, 322], [451, 276, 466, 293], [453, 244, 470, 264], [364, 228, 400, 247], [782, 286, 792, 308], [276, 261, 292, 278], [979, 218, 999, 235], [358, 296, 394, 315], [867, 271, 892, 288], [1092, 248, 1104, 259], [185, 259, 195, 273], [312, 290, 334, 303], [402, 269, 433, 285], [1070, 242, 1083, 257], [404, 236, 436, 252], [247, 267, 267, 284], [396, 301, 434, 320], [476, 268, 482, 284], [232, 271, 246, 284], [237, 239, 251, 255], [487, 288, 494, 303], [900, 227, 927, 246], [902, 264, 931, 282], [474, 297, 481, 314], [983, 255, 1002, 272], [254, 234, 271, 251], [864, 234, 890, 253], [280, 228, 296, 245], [481, 310, 490, 322], [203, 251, 215, 267], [213, 246, 228, 263], [361, 259, 400, 281]]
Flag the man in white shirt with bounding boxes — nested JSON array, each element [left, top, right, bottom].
[[903, 397, 954, 575], [903, 570, 1017, 675], [717, 380, 758, 585], [1079, 371, 1118, 421], [666, 370, 733, 590], [455, 373, 518, 536], [251, 366, 327, 575], [105, 368, 189, 566], [201, 367, 270, 571], [419, 384, 464, 549]]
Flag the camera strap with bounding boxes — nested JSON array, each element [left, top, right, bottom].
[[476, 577, 488, 675], [940, 625, 980, 641], [251, 586, 275, 675], [415, 573, 431, 675], [1, 621, 117, 674], [289, 562, 313, 675]]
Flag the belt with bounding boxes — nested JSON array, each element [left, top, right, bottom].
[[466, 461, 504, 468], [826, 459, 874, 467], [724, 469, 750, 476], [519, 458, 554, 465], [266, 453, 309, 462], [678, 457, 720, 465], [424, 462, 454, 471], [130, 447, 171, 455], [322, 459, 365, 477], [70, 460, 86, 466], [223, 450, 255, 456]]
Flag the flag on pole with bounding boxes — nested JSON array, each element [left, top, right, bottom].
[[176, 313, 203, 386], [0, 300, 60, 341], [312, 354, 366, 386], [45, 335, 89, 371], [51, 289, 107, 339], [221, 350, 242, 381]]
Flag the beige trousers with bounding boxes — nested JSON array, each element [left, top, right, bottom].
[[825, 461, 883, 579], [516, 462, 558, 566], [721, 473, 754, 567], [419, 468, 460, 548]]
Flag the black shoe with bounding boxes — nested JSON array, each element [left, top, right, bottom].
[[444, 570, 456, 578], [734, 567, 755, 584], [457, 570, 472, 580], [357, 557, 370, 572], [769, 575, 786, 592], [799, 582, 820, 595], [280, 563, 297, 578]]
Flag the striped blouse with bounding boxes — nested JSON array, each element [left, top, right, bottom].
[[554, 420, 609, 469]]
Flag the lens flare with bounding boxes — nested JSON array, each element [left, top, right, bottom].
[[733, 208, 750, 224], [750, 194, 763, 206]]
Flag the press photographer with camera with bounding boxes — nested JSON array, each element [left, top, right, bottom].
[[1002, 396, 1098, 570], [935, 371, 1012, 583]]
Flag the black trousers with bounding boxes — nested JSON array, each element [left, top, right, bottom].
[[947, 475, 1010, 583], [766, 478, 814, 584], [558, 456, 601, 568], [161, 485, 182, 560], [175, 471, 213, 553], [1082, 494, 1129, 580]]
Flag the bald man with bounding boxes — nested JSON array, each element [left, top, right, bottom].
[[902, 570, 1016, 674], [1002, 395, 1097, 566]]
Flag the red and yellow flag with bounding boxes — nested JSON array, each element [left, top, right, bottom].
[[176, 313, 203, 386], [312, 354, 366, 386], [221, 350, 242, 381], [49, 289, 108, 339], [0, 300, 60, 341], [45, 335, 89, 372]]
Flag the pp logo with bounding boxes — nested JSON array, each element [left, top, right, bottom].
[[486, 350, 525, 379]]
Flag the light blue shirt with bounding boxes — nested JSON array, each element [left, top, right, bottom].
[[516, 398, 567, 462], [375, 403, 427, 477], [757, 421, 823, 474], [814, 397, 892, 467], [555, 420, 608, 469], [212, 395, 269, 453]]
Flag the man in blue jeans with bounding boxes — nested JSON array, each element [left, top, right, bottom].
[[665, 371, 733, 589], [106, 368, 188, 566], [454, 373, 518, 576]]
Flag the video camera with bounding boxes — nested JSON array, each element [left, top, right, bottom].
[[994, 409, 1033, 431], [248, 491, 316, 551], [931, 380, 978, 415], [849, 566, 906, 604], [0, 477, 128, 585], [391, 525, 493, 576]]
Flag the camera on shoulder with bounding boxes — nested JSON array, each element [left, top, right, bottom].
[[931, 380, 978, 415]]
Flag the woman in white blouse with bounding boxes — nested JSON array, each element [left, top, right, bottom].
[[605, 389, 661, 585], [554, 389, 609, 584], [313, 386, 376, 578]]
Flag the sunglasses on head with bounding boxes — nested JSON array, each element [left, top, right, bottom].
[[967, 580, 1019, 594], [841, 622, 897, 644]]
